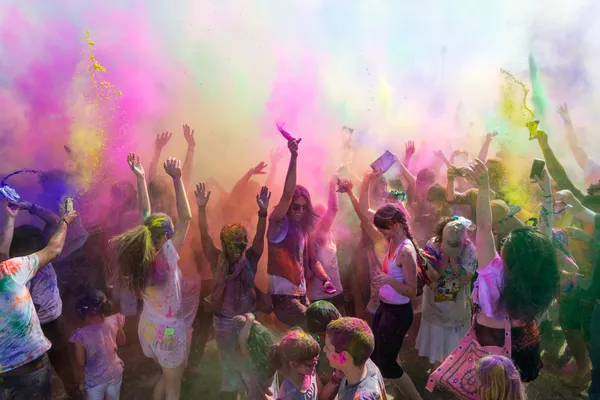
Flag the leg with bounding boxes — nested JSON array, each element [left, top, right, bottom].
[[86, 383, 108, 400], [162, 364, 186, 400], [589, 304, 600, 400], [371, 303, 421, 400], [2, 357, 53, 400], [105, 375, 123, 400], [187, 279, 214, 366], [272, 295, 308, 329], [153, 375, 166, 400], [41, 317, 83, 400]]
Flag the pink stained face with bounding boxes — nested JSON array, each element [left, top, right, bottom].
[[323, 335, 343, 370]]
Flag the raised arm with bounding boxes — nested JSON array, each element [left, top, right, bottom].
[[194, 183, 219, 267], [148, 131, 172, 182], [182, 124, 196, 188], [556, 190, 596, 225], [537, 131, 587, 201], [434, 150, 452, 169], [127, 152, 151, 219], [0, 200, 18, 262], [20, 202, 60, 240], [359, 170, 379, 220], [477, 131, 498, 162], [404, 140, 416, 170], [223, 161, 267, 215], [339, 180, 385, 246], [536, 168, 554, 238], [269, 139, 300, 222], [249, 186, 271, 259], [35, 208, 77, 269], [558, 103, 592, 171], [465, 159, 496, 268], [164, 157, 192, 250], [313, 176, 339, 239]]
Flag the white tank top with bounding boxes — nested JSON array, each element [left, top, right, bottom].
[[379, 239, 411, 305]]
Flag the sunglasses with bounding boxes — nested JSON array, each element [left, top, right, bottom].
[[291, 203, 308, 211]]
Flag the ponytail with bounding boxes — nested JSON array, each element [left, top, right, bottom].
[[110, 224, 156, 298]]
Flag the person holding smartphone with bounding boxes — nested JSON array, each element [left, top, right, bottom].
[[267, 138, 335, 329]]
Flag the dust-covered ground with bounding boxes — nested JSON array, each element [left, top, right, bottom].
[[50, 309, 590, 400], [48, 238, 590, 399]]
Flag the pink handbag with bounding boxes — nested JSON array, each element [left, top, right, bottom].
[[425, 314, 512, 399]]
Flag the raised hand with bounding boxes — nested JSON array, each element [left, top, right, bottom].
[[256, 186, 272, 211], [155, 131, 173, 150], [533, 168, 551, 195], [555, 190, 583, 212], [61, 208, 78, 226], [536, 130, 550, 149], [252, 161, 268, 175], [183, 124, 195, 148], [405, 141, 416, 157], [464, 159, 489, 188], [337, 178, 353, 193], [194, 183, 211, 207], [557, 103, 570, 121], [269, 146, 286, 164], [485, 131, 499, 141], [288, 138, 300, 157], [127, 152, 145, 178], [3, 199, 19, 219], [163, 157, 182, 179], [434, 150, 445, 159]]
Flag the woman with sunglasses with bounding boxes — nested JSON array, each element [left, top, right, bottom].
[[267, 138, 335, 329], [110, 153, 192, 400], [194, 182, 271, 399], [464, 159, 559, 383]]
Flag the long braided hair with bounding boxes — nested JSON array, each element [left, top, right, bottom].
[[373, 204, 430, 293]]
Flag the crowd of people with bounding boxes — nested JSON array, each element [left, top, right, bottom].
[[1, 105, 600, 400]]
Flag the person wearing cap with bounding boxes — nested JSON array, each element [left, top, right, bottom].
[[416, 216, 477, 365], [490, 200, 524, 242]]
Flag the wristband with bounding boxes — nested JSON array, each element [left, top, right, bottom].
[[29, 204, 40, 215], [322, 277, 331, 285], [59, 217, 70, 227], [258, 210, 268, 218]]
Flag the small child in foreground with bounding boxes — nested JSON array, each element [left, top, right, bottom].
[[324, 317, 387, 400], [476, 355, 526, 400], [70, 289, 126, 400]]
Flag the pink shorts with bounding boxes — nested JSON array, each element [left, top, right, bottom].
[[138, 312, 187, 369]]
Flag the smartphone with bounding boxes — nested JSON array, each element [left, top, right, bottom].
[[0, 185, 21, 203], [530, 159, 546, 180], [371, 150, 397, 174]]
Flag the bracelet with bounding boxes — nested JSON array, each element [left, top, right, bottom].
[[29, 204, 40, 215], [59, 217, 70, 227], [258, 210, 268, 218], [322, 277, 331, 285]]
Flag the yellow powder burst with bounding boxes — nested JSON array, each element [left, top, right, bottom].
[[68, 31, 123, 192], [499, 69, 534, 128]]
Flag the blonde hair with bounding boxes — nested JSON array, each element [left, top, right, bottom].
[[110, 213, 173, 298], [477, 356, 526, 400]]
